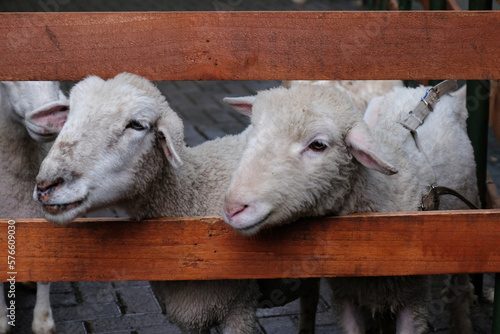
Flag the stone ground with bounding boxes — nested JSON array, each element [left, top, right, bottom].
[[1, 0, 498, 333]]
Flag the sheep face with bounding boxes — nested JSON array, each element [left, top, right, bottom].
[[34, 74, 184, 224], [1, 81, 69, 141], [223, 85, 396, 235]]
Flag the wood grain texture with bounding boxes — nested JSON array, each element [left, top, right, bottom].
[[0, 11, 499, 81], [2, 210, 500, 282]]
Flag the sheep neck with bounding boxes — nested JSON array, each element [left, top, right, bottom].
[[122, 145, 227, 220], [340, 162, 424, 216], [331, 165, 379, 216], [120, 129, 249, 221]]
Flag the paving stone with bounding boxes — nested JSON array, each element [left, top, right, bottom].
[[257, 299, 301, 318], [168, 95, 200, 114], [115, 286, 161, 315], [187, 92, 223, 111], [135, 324, 183, 334], [203, 106, 248, 127], [50, 281, 75, 293], [184, 124, 209, 147], [258, 316, 297, 334], [54, 321, 88, 334], [315, 325, 343, 334], [242, 81, 281, 94], [314, 309, 337, 327], [53, 302, 121, 322], [194, 124, 228, 141], [51, 290, 78, 307], [172, 81, 202, 93], [86, 313, 169, 332], [243, 324, 265, 334], [75, 281, 117, 304], [218, 121, 250, 136]]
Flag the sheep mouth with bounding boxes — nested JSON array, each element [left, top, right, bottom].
[[43, 201, 83, 215], [234, 212, 272, 235]]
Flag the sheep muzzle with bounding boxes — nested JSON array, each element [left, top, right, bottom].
[[36, 178, 64, 203]]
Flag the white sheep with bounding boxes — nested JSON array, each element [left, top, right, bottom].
[[0, 81, 69, 334], [222, 83, 478, 333], [364, 83, 478, 333], [33, 73, 319, 334]]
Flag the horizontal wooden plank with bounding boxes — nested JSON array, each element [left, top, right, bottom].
[[2, 210, 500, 282], [0, 11, 499, 81]]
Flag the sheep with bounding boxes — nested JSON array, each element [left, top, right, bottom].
[[282, 80, 403, 112], [222, 83, 478, 333], [33, 73, 319, 334], [0, 81, 69, 334], [365, 83, 478, 333]]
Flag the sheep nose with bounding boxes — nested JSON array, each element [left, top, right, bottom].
[[36, 178, 63, 203], [223, 202, 249, 222]]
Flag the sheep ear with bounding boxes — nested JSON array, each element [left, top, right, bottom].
[[24, 99, 70, 142], [363, 96, 383, 128], [223, 96, 256, 116], [157, 121, 183, 168], [346, 122, 398, 175]]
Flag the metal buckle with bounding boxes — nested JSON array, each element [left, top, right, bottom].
[[421, 184, 439, 211], [421, 87, 435, 111]]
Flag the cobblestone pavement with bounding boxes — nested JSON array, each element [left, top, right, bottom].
[[1, 0, 497, 333]]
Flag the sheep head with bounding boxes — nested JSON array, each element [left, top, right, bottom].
[[222, 85, 397, 235], [34, 73, 184, 224], [1, 81, 69, 141]]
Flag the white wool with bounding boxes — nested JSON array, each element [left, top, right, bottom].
[[369, 85, 478, 209]]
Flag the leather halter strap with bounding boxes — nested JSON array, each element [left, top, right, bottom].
[[421, 185, 479, 211], [397, 80, 479, 211], [400, 80, 458, 132]]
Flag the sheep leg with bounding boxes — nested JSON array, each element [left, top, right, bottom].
[[0, 284, 9, 334], [32, 282, 55, 334], [395, 306, 429, 334], [444, 274, 475, 334], [338, 299, 364, 334], [395, 307, 416, 334], [298, 278, 320, 334], [220, 306, 259, 334]]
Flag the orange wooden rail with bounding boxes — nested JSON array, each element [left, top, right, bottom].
[[0, 11, 499, 81], [2, 210, 500, 282]]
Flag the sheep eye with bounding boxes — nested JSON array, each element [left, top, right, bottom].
[[308, 140, 328, 152], [126, 120, 146, 131]]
